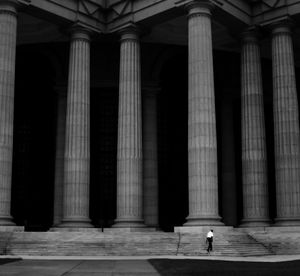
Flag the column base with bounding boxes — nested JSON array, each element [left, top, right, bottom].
[[239, 218, 271, 227], [112, 218, 146, 228], [184, 215, 224, 226], [175, 225, 233, 233], [145, 225, 161, 230], [0, 216, 15, 226], [274, 217, 300, 226], [58, 218, 93, 228], [240, 225, 300, 234], [104, 227, 157, 233], [49, 227, 100, 232]]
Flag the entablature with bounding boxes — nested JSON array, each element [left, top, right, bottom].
[[16, 0, 251, 34], [106, 0, 251, 32], [17, 0, 106, 33], [13, 0, 300, 47], [252, 0, 300, 26]]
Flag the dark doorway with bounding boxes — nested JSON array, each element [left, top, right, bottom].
[[158, 51, 189, 231], [90, 87, 118, 228], [11, 47, 56, 231]]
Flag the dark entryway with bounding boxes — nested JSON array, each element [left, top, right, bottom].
[[158, 51, 189, 231], [90, 87, 118, 228], [11, 46, 57, 230]]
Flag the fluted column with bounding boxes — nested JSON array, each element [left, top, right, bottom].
[[271, 22, 300, 225], [240, 30, 270, 227], [143, 87, 159, 228], [185, 1, 222, 226], [59, 27, 92, 228], [113, 26, 145, 228], [0, 0, 17, 226], [53, 90, 67, 226]]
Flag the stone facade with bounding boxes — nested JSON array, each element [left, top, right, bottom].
[[1, 0, 300, 231]]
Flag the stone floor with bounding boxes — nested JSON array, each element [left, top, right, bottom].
[[0, 255, 300, 275], [0, 259, 159, 276]]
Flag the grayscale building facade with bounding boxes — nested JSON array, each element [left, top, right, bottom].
[[1, 0, 300, 232]]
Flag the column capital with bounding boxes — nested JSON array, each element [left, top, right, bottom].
[[241, 27, 261, 44], [119, 23, 140, 42], [0, 0, 18, 15], [177, 0, 214, 17], [270, 18, 293, 36], [69, 24, 92, 42]]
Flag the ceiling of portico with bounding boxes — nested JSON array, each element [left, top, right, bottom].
[[141, 15, 240, 52], [17, 13, 68, 45], [15, 0, 253, 48], [16, 7, 300, 67], [16, 12, 240, 52]]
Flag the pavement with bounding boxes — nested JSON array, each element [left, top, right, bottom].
[[0, 259, 160, 276], [0, 255, 299, 276]]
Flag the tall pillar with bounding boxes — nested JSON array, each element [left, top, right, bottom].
[[53, 89, 67, 226], [0, 0, 17, 226], [240, 30, 270, 227], [59, 27, 92, 228], [113, 26, 145, 228], [271, 21, 300, 225], [185, 1, 222, 226], [143, 87, 159, 228]]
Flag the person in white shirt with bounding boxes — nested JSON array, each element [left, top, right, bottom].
[[206, 229, 214, 253]]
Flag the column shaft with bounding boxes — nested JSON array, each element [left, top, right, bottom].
[[59, 28, 92, 228], [272, 23, 300, 225], [0, 1, 17, 226], [114, 27, 144, 227], [185, 1, 222, 226], [143, 89, 159, 227], [53, 91, 67, 226], [241, 31, 270, 226]]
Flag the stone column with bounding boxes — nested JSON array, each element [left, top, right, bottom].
[[185, 1, 222, 226], [143, 87, 159, 228], [271, 22, 300, 225], [240, 30, 270, 227], [0, 0, 17, 226], [59, 27, 92, 228], [53, 90, 67, 226], [113, 26, 145, 228]]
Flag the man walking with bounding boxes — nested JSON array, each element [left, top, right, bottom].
[[206, 229, 214, 254]]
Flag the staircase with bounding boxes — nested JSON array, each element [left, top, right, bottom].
[[0, 232, 13, 255], [1, 231, 179, 256], [0, 229, 283, 257], [248, 230, 300, 255], [177, 230, 271, 256]]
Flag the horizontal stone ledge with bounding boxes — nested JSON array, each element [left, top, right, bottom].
[[174, 226, 233, 233], [104, 227, 158, 233], [0, 226, 24, 232], [49, 227, 101, 232]]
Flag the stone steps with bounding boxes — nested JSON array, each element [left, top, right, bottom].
[[3, 232, 178, 256], [0, 232, 12, 255], [177, 231, 271, 256], [0, 230, 282, 257], [249, 232, 300, 255]]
